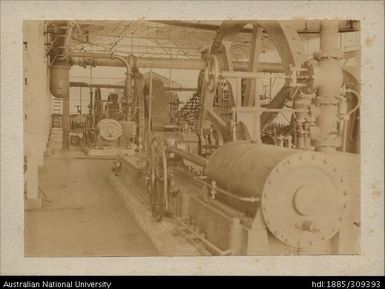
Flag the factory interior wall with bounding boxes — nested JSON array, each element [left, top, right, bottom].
[[23, 21, 52, 203]]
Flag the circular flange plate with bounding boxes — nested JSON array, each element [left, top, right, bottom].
[[98, 119, 122, 141], [260, 152, 350, 248]]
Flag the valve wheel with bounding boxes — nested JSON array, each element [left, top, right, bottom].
[[146, 135, 169, 222]]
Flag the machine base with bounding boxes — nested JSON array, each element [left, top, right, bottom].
[[107, 155, 207, 256]]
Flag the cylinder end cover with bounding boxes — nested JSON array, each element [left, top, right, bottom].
[[261, 152, 350, 248]]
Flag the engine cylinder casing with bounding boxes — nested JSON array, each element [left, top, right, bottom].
[[207, 141, 355, 248], [208, 142, 297, 215]]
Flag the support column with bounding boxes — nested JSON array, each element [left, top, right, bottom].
[[23, 21, 51, 208], [245, 25, 264, 107], [62, 92, 70, 148]]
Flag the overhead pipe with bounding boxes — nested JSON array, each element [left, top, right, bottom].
[[69, 52, 285, 73], [70, 82, 124, 89], [69, 81, 196, 92], [69, 50, 354, 73]]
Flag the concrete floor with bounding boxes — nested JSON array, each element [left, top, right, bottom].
[[24, 149, 158, 256]]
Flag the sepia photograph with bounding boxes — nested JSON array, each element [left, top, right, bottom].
[[1, 0, 383, 277], [23, 19, 361, 257]]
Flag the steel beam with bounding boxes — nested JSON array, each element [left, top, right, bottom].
[[152, 20, 360, 34]]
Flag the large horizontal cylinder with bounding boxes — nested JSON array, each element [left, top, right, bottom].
[[207, 141, 357, 248], [208, 142, 300, 215]]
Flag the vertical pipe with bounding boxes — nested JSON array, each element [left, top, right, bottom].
[[315, 21, 342, 152], [169, 69, 172, 112], [62, 91, 70, 149], [111, 54, 131, 120], [254, 77, 262, 144], [89, 88, 93, 126], [79, 87, 82, 114], [89, 68, 94, 127], [124, 74, 131, 119], [148, 69, 153, 131], [269, 73, 272, 102], [320, 21, 340, 58]]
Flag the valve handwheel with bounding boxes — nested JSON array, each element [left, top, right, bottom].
[[147, 135, 169, 222], [204, 55, 220, 93]]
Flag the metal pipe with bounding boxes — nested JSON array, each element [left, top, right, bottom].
[[69, 81, 196, 91], [148, 69, 153, 131], [168, 146, 208, 167], [62, 90, 70, 149], [315, 20, 343, 152], [70, 82, 124, 89], [69, 50, 353, 71], [109, 53, 132, 119], [342, 89, 361, 152], [111, 53, 130, 73], [320, 21, 340, 58], [69, 52, 284, 72], [193, 177, 259, 203]]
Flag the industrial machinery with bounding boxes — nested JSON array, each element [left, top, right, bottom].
[[48, 20, 361, 255], [129, 20, 360, 255]]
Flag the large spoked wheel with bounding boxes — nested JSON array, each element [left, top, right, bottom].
[[147, 135, 168, 222]]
